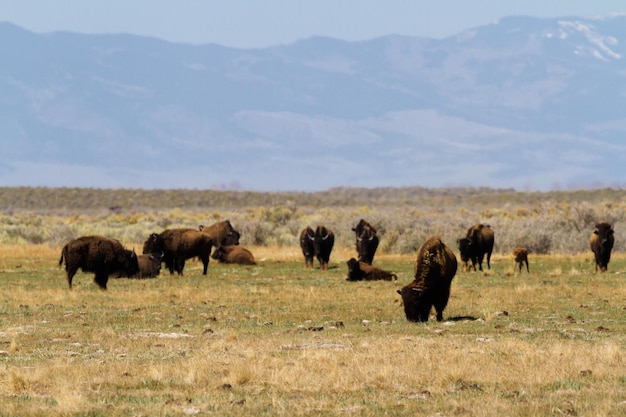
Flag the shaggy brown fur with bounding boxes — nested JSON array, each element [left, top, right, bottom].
[[212, 245, 256, 265], [346, 258, 397, 281], [397, 236, 457, 322], [352, 219, 379, 265], [459, 223, 494, 272], [300, 225, 334, 270], [512, 247, 529, 273], [59, 235, 138, 290], [589, 222, 614, 272], [198, 220, 240, 246], [143, 229, 213, 275]]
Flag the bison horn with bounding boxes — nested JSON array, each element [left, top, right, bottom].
[[411, 287, 424, 296]]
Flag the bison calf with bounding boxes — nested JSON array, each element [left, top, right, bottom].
[[512, 247, 529, 274], [397, 236, 457, 322], [211, 245, 256, 265], [346, 258, 397, 281], [59, 235, 139, 290]]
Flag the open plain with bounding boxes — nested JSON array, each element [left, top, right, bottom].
[[0, 187, 625, 416]]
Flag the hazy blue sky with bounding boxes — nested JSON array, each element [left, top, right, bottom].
[[5, 1, 626, 48]]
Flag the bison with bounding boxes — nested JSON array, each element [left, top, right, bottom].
[[397, 236, 457, 322], [589, 222, 614, 272], [136, 252, 163, 278], [512, 247, 529, 274], [346, 258, 397, 281], [112, 252, 163, 279], [143, 228, 214, 276], [458, 223, 494, 272], [352, 219, 379, 265], [211, 245, 256, 265], [59, 235, 139, 290], [198, 220, 241, 247], [299, 225, 335, 270]]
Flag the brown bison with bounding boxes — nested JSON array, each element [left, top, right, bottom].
[[458, 223, 494, 271], [136, 252, 163, 278], [512, 247, 529, 274], [352, 219, 379, 265], [198, 220, 241, 247], [346, 258, 397, 281], [211, 245, 256, 265], [112, 252, 163, 279], [589, 222, 614, 272], [59, 235, 139, 290], [397, 236, 457, 322], [143, 229, 214, 275], [299, 225, 335, 270]]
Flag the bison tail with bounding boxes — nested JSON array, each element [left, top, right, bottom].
[[58, 244, 70, 268]]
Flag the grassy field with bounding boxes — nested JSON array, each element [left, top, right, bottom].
[[0, 243, 624, 416]]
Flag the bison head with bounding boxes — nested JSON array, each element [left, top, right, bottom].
[[397, 285, 431, 322], [124, 249, 140, 277], [345, 257, 362, 281], [353, 219, 376, 240], [142, 233, 163, 254]]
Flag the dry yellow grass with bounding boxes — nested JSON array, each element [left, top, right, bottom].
[[0, 244, 625, 416]]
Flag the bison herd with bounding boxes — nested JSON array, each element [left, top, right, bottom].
[[58, 218, 616, 322]]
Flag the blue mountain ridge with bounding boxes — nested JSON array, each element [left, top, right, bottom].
[[1, 15, 625, 191]]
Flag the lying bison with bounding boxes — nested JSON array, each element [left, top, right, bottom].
[[512, 247, 529, 274], [59, 235, 139, 290], [143, 229, 214, 275], [590, 222, 614, 272], [112, 252, 163, 279], [211, 245, 256, 265], [352, 219, 379, 265], [198, 220, 241, 247], [458, 223, 494, 272], [299, 225, 335, 270], [137, 252, 163, 278], [397, 236, 457, 322], [346, 258, 397, 281]]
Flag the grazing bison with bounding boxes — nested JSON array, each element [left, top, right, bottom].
[[59, 235, 139, 290], [352, 219, 379, 265], [589, 222, 614, 272], [212, 245, 256, 265], [458, 223, 494, 272], [397, 236, 457, 322], [299, 225, 335, 270], [346, 258, 397, 281], [198, 220, 241, 247], [143, 229, 214, 275], [512, 247, 529, 274]]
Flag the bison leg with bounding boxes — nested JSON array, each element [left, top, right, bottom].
[[66, 268, 78, 290], [175, 257, 186, 275], [524, 259, 529, 273], [94, 272, 108, 290], [199, 254, 209, 275], [434, 289, 451, 322], [304, 256, 314, 268]]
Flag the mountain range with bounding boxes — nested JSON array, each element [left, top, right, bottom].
[[1, 15, 626, 191]]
